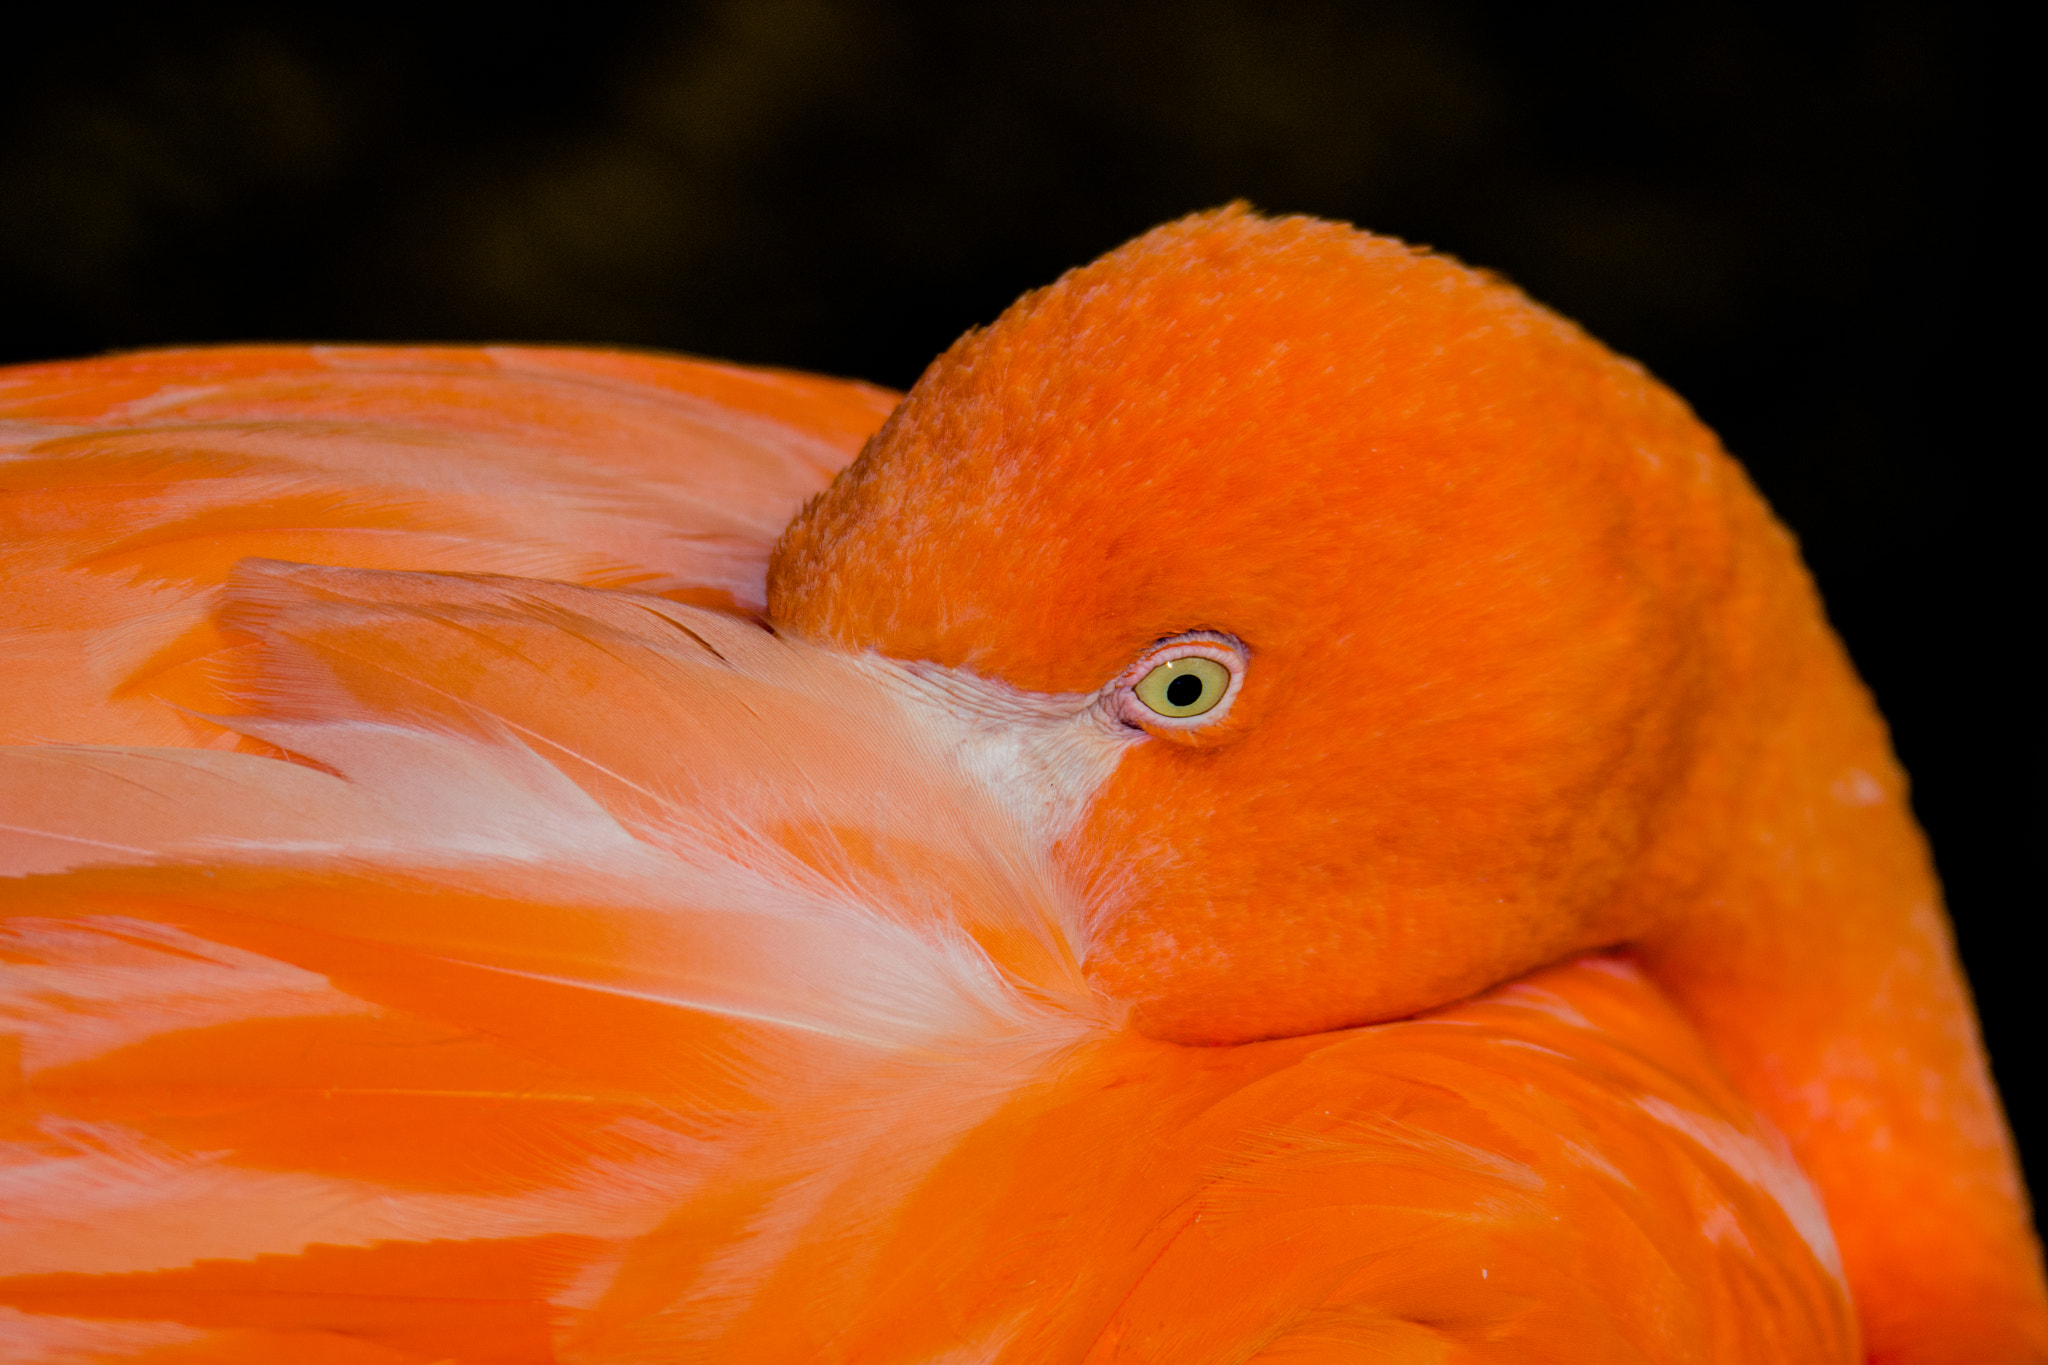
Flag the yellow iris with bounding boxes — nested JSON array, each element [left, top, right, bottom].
[[1134, 656, 1231, 718]]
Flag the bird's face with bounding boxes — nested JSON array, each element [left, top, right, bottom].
[[771, 209, 1742, 1045]]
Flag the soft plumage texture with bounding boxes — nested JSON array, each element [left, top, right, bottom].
[[772, 208, 2048, 1359], [0, 564, 1853, 1361], [0, 214, 2041, 1363], [1, 344, 895, 750]]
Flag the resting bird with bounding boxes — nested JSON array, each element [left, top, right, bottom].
[[1, 208, 2041, 1362]]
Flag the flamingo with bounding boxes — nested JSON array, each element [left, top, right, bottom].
[[1, 208, 2041, 1362]]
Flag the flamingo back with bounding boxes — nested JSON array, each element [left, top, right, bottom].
[[4, 347, 1859, 1362]]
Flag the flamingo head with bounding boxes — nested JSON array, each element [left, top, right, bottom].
[[770, 207, 1753, 1045]]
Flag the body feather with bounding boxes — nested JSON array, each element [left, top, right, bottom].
[[0, 300, 2028, 1360]]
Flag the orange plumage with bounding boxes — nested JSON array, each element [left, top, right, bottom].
[[2, 209, 2042, 1362]]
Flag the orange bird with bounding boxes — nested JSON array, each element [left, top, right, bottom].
[[1, 208, 2042, 1362]]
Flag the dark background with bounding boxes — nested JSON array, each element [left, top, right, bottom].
[[5, 3, 2032, 1200]]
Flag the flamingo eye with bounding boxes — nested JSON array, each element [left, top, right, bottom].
[[1133, 656, 1231, 718]]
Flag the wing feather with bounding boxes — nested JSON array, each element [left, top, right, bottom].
[[1, 345, 896, 750], [0, 350, 1862, 1362]]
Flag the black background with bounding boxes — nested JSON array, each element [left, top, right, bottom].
[[6, 2, 2033, 1204]]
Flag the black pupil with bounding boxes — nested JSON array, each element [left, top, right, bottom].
[[1165, 672, 1205, 708]]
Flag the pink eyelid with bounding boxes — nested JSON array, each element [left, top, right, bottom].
[[1109, 631, 1249, 730]]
